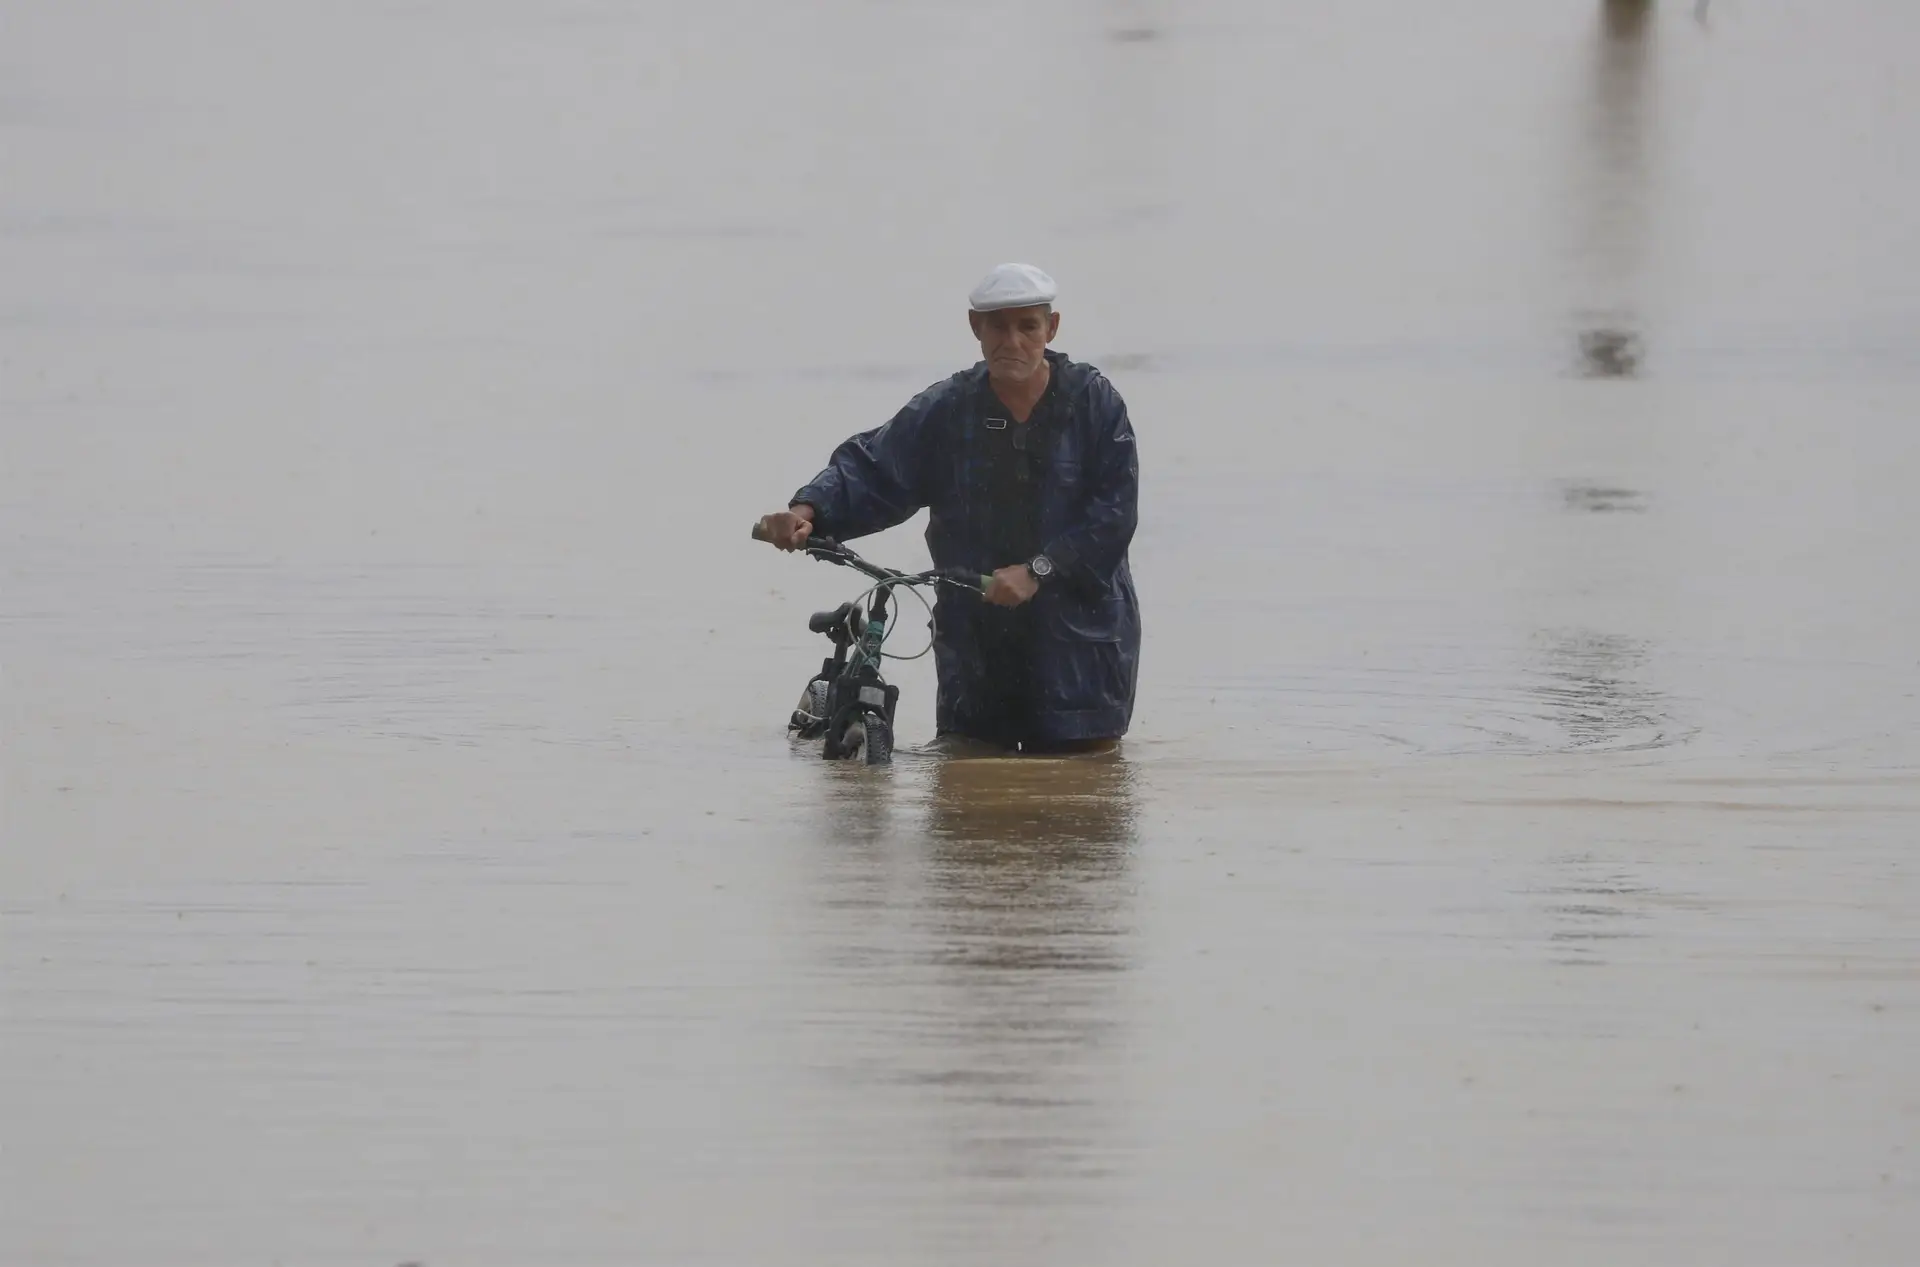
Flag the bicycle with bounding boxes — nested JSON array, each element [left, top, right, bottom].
[[752, 523, 989, 765]]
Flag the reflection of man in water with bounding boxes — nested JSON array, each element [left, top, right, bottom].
[[755, 265, 1141, 754], [924, 753, 1135, 969], [917, 755, 1138, 1196], [927, 751, 1137, 858]]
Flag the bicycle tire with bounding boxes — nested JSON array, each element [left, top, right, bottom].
[[830, 717, 864, 762], [861, 715, 893, 766], [790, 679, 830, 736]]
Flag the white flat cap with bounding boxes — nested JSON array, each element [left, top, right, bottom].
[[968, 262, 1058, 312]]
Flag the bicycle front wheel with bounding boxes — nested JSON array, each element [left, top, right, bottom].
[[860, 716, 893, 766]]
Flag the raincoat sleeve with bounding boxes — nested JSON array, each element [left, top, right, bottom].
[[1042, 376, 1139, 589], [790, 387, 944, 541]]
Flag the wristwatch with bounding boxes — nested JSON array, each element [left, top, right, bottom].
[[1026, 554, 1056, 583]]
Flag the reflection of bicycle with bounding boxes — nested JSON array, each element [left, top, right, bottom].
[[752, 524, 989, 765]]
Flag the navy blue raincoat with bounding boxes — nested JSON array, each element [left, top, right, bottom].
[[793, 351, 1140, 744]]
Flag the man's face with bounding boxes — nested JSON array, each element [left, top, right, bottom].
[[969, 304, 1060, 385]]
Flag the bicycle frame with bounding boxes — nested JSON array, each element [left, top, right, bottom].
[[815, 579, 898, 759], [755, 524, 988, 762]]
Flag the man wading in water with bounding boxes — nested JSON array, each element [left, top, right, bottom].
[[756, 264, 1141, 754]]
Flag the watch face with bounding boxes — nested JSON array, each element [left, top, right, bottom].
[[1030, 555, 1055, 578]]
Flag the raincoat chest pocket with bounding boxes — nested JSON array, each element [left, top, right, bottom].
[[1047, 457, 1086, 502]]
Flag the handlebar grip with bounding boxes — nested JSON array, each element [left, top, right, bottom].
[[753, 521, 837, 551]]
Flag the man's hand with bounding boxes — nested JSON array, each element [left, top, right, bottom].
[[983, 563, 1039, 608], [756, 504, 815, 551]]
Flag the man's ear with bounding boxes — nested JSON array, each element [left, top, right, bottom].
[[968, 311, 985, 338], [1046, 310, 1061, 343]]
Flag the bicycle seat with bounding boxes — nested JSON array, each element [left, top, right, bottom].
[[808, 602, 856, 635]]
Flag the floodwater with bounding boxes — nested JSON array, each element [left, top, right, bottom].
[[4, 1, 1919, 1262]]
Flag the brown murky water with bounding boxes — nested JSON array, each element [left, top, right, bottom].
[[5, 2, 1920, 1263]]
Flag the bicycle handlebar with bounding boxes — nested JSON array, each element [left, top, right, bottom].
[[751, 520, 988, 593]]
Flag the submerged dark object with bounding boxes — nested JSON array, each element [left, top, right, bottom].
[[1577, 326, 1643, 378]]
